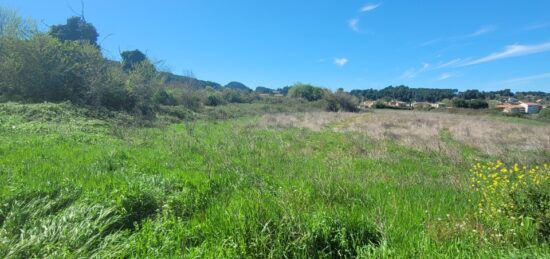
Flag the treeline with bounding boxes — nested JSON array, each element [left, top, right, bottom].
[[350, 86, 457, 103], [0, 8, 363, 116], [351, 86, 549, 103], [0, 10, 264, 116]]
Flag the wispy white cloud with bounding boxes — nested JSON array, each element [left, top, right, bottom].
[[360, 3, 381, 12], [466, 25, 497, 38], [334, 58, 349, 67], [348, 18, 360, 32], [437, 73, 453, 80], [435, 58, 463, 69], [523, 22, 550, 31], [417, 25, 496, 48], [401, 63, 429, 79], [462, 40, 550, 66], [499, 72, 550, 84]]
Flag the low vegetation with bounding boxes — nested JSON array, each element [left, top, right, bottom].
[[1, 6, 550, 258], [0, 102, 549, 257]]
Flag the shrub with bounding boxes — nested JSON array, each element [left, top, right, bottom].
[[288, 83, 324, 101], [452, 98, 488, 109], [537, 107, 550, 122], [322, 90, 359, 112], [206, 94, 224, 106], [0, 35, 105, 104], [471, 161, 550, 242]]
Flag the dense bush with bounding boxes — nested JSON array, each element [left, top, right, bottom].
[[452, 98, 488, 109], [288, 83, 324, 101], [537, 108, 550, 122], [0, 35, 106, 104], [324, 90, 359, 112], [49, 16, 98, 47]]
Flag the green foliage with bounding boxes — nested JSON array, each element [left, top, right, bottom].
[[0, 7, 37, 39], [206, 93, 224, 106], [49, 16, 99, 46], [126, 60, 162, 116], [222, 88, 256, 103], [0, 34, 105, 103], [255, 86, 274, 94], [324, 89, 360, 112], [471, 162, 550, 244], [1, 103, 550, 256], [351, 85, 457, 103], [154, 89, 177, 106], [537, 108, 550, 122], [452, 98, 489, 109], [121, 49, 147, 72], [288, 83, 324, 101], [120, 190, 160, 229]]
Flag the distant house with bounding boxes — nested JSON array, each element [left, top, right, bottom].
[[431, 103, 447, 109], [503, 105, 525, 114], [387, 101, 409, 108], [520, 102, 542, 114], [412, 102, 430, 109], [360, 101, 375, 108]]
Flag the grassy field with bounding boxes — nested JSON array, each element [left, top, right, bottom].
[[1, 102, 549, 258]]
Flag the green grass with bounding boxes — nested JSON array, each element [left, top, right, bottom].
[[0, 102, 549, 258]]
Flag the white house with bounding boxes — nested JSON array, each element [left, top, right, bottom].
[[520, 102, 542, 114]]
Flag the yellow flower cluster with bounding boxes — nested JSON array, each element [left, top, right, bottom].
[[470, 161, 550, 221]]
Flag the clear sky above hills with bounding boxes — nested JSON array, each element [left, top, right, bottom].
[[2, 0, 550, 92]]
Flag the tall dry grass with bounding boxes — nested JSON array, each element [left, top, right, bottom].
[[258, 110, 550, 163]]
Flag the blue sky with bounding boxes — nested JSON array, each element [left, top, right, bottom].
[[2, 0, 550, 92]]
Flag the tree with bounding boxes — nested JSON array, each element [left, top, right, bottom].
[[452, 99, 488, 109], [49, 16, 98, 46], [121, 50, 147, 72], [0, 34, 106, 103], [458, 89, 485, 100], [0, 7, 37, 39], [288, 83, 323, 101], [255, 86, 274, 94], [323, 89, 359, 112], [126, 60, 162, 116]]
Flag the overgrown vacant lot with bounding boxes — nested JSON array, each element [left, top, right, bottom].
[[260, 110, 550, 163], [1, 103, 549, 258]]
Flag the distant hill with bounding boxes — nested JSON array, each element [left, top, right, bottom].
[[225, 81, 252, 92], [159, 72, 223, 90]]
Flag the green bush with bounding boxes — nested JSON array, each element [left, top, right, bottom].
[[0, 35, 105, 103], [452, 98, 488, 109], [288, 83, 324, 101], [206, 94, 224, 106], [537, 108, 550, 122]]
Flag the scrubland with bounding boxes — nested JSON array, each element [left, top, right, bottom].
[[1, 103, 549, 258]]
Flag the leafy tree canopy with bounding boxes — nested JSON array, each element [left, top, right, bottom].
[[49, 16, 98, 46], [0, 7, 37, 39], [288, 83, 324, 101], [255, 86, 274, 94], [121, 49, 147, 72]]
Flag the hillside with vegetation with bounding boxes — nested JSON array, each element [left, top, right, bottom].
[[1, 7, 550, 258]]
